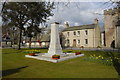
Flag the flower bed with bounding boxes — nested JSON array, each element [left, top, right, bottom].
[[28, 53, 36, 56], [75, 52, 81, 55], [83, 54, 120, 66], [52, 55, 60, 59], [23, 49, 41, 54]]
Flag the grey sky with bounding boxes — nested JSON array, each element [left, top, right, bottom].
[[47, 2, 115, 30], [0, 2, 116, 30]]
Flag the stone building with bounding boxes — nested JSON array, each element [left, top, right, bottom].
[[115, 20, 120, 48], [104, 7, 120, 48], [2, 32, 12, 47], [62, 19, 101, 48], [25, 28, 50, 48], [40, 34, 50, 47]]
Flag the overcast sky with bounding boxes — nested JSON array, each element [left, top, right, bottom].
[[0, 2, 116, 31], [46, 2, 116, 31]]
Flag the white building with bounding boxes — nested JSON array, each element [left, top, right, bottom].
[[62, 19, 101, 48]]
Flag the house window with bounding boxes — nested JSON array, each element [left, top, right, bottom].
[[85, 30, 88, 35], [67, 39, 70, 47], [85, 39, 88, 44], [78, 39, 80, 44], [78, 31, 80, 35], [67, 39, 70, 44], [67, 32, 69, 36], [73, 31, 76, 35]]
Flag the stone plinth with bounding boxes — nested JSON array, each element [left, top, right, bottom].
[[44, 22, 65, 57], [25, 53, 84, 63]]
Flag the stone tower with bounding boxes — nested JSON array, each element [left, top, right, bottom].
[[104, 7, 120, 48]]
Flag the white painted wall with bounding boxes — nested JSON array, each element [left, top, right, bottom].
[[62, 25, 101, 48]]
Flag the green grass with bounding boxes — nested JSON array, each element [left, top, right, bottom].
[[2, 48, 119, 78]]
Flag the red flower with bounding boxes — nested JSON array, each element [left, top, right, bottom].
[[38, 40, 40, 42], [29, 53, 36, 56], [75, 52, 81, 55]]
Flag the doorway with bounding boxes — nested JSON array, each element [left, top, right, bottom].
[[73, 39, 76, 47]]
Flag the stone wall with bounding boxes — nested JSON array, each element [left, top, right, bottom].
[[116, 26, 120, 48], [94, 24, 101, 47], [104, 7, 119, 48]]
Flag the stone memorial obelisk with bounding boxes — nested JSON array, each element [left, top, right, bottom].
[[25, 22, 84, 62], [44, 22, 65, 57]]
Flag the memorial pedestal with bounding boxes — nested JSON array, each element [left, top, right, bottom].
[[44, 22, 66, 57]]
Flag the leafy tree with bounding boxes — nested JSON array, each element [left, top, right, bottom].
[[2, 2, 54, 49], [24, 26, 42, 48]]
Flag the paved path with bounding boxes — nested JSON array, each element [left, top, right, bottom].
[[64, 47, 120, 52]]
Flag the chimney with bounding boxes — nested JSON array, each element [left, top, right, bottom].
[[94, 18, 99, 24], [64, 21, 69, 28]]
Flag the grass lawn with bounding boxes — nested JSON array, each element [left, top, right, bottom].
[[2, 48, 120, 78]]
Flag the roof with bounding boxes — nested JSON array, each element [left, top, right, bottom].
[[40, 34, 50, 42], [62, 24, 97, 32]]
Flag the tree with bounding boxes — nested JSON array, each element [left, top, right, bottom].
[[1, 2, 54, 49], [24, 26, 42, 48]]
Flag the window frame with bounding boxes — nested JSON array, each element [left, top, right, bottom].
[[85, 39, 88, 44], [67, 32, 69, 36], [73, 31, 76, 35], [78, 39, 80, 44], [67, 39, 70, 44], [85, 30, 88, 35], [78, 31, 80, 36]]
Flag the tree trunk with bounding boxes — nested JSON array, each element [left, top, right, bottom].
[[29, 37, 32, 48], [18, 29, 22, 50]]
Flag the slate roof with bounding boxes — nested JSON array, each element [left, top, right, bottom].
[[40, 34, 50, 42], [62, 24, 97, 32]]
